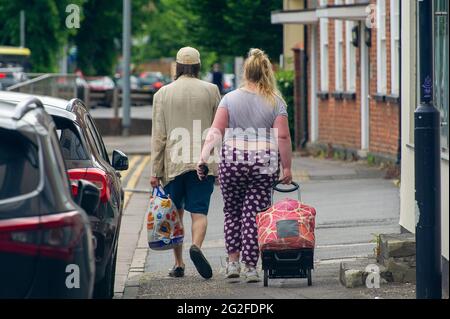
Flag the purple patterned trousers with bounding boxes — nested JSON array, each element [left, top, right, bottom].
[[219, 145, 279, 267]]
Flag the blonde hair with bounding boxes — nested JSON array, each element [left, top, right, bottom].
[[242, 48, 285, 106]]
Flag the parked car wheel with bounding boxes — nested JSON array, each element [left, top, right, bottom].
[[93, 249, 117, 299]]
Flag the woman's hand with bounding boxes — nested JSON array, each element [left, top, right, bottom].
[[280, 168, 292, 185], [150, 176, 160, 188]]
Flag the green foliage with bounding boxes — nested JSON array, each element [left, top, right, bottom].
[[74, 0, 151, 76], [367, 153, 376, 166], [1, 0, 283, 75], [73, 0, 122, 75], [183, 0, 283, 60], [275, 70, 295, 148], [132, 0, 194, 64], [0, 0, 86, 72]]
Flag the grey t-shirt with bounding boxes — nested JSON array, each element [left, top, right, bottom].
[[218, 88, 288, 144]]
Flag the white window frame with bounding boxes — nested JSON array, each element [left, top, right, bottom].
[[345, 21, 357, 92], [344, 0, 356, 93], [320, 17, 329, 92], [334, 0, 344, 92], [390, 0, 400, 96], [319, 0, 327, 7], [319, 0, 329, 92], [377, 0, 387, 94]]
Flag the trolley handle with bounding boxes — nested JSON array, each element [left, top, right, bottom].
[[271, 181, 301, 202], [272, 181, 300, 193], [274, 253, 302, 262]]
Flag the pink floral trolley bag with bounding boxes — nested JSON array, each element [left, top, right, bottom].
[[256, 181, 316, 287], [147, 186, 184, 250]]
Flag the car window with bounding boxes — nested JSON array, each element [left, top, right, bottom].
[[49, 128, 70, 189], [53, 116, 89, 160], [0, 128, 40, 201], [85, 115, 109, 162]]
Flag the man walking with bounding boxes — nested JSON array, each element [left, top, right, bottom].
[[211, 63, 224, 94], [150, 47, 220, 279]]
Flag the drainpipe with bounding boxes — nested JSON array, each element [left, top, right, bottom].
[[300, 1, 309, 149], [396, 0, 402, 165]]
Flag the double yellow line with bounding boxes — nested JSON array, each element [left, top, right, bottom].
[[122, 155, 151, 209]]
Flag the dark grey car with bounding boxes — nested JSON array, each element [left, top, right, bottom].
[[0, 97, 96, 298], [0, 91, 129, 299]]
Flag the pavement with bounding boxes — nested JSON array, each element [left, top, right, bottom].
[[103, 135, 151, 155], [105, 136, 414, 299], [90, 105, 152, 119]]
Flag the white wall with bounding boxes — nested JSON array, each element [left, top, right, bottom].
[[441, 161, 449, 260], [400, 0, 449, 261], [399, 0, 416, 233]]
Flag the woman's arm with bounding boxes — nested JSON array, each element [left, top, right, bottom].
[[273, 115, 292, 184], [200, 107, 229, 163]]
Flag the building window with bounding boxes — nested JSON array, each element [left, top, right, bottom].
[[390, 0, 400, 96], [334, 0, 344, 92], [377, 0, 387, 94], [434, 0, 449, 151]]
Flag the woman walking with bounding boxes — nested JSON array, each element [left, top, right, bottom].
[[198, 48, 293, 282]]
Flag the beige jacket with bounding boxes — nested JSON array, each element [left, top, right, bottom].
[[151, 76, 221, 185]]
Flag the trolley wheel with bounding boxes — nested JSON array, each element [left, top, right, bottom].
[[307, 269, 312, 286], [263, 269, 268, 287]]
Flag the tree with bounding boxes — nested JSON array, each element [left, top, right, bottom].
[[0, 0, 86, 72], [132, 0, 195, 64], [226, 0, 283, 58], [73, 0, 151, 76], [73, 0, 122, 75], [183, 0, 283, 60]]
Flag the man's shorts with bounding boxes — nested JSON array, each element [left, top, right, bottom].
[[163, 170, 215, 215]]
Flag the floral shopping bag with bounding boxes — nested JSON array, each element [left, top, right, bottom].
[[147, 186, 184, 250]]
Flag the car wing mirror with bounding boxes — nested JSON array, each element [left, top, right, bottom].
[[75, 180, 100, 216], [112, 149, 129, 171]]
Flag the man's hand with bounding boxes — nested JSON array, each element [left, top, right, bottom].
[[196, 160, 207, 180], [150, 176, 160, 188]]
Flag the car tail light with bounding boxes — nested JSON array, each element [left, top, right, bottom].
[[0, 73, 6, 79], [0, 211, 85, 261], [153, 81, 163, 90], [68, 168, 111, 203], [224, 82, 231, 89]]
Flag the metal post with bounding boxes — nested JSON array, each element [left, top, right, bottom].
[[20, 10, 25, 48], [122, 0, 131, 136], [113, 88, 119, 119], [415, 0, 442, 299], [396, 0, 402, 166]]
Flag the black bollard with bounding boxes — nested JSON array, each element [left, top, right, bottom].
[[414, 0, 442, 299]]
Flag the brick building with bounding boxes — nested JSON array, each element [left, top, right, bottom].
[[272, 0, 401, 161]]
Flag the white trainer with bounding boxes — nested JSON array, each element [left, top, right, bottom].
[[225, 259, 241, 279], [244, 266, 260, 283]]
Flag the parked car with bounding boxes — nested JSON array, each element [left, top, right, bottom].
[[76, 76, 90, 103], [114, 75, 140, 91], [223, 73, 236, 94], [0, 67, 28, 90], [0, 97, 97, 298], [85, 76, 115, 108], [138, 71, 168, 93], [0, 91, 129, 299]]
